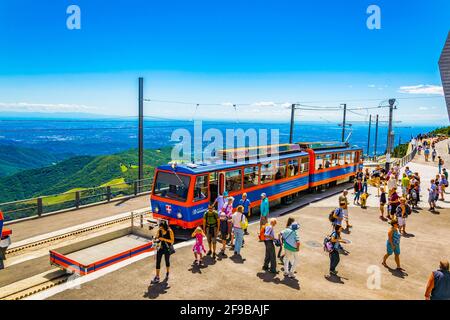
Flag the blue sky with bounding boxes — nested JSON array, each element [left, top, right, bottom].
[[0, 0, 449, 124]]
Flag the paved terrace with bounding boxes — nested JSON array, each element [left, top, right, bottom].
[[35, 140, 450, 300]]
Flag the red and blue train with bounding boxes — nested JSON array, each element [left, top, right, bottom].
[[150, 142, 362, 230]]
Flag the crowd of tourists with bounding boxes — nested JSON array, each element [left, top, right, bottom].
[[149, 134, 450, 299]]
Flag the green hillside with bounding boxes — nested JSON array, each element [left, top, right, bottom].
[[0, 145, 72, 177], [0, 148, 172, 203]]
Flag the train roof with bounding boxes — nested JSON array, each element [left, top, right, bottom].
[[156, 143, 362, 175], [157, 150, 309, 175]]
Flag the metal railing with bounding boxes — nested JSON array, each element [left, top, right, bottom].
[[398, 145, 417, 168], [0, 178, 153, 222]]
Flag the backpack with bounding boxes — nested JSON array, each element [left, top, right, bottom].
[[240, 214, 248, 230], [323, 235, 334, 253], [328, 210, 337, 223], [259, 223, 268, 241], [204, 210, 218, 227]]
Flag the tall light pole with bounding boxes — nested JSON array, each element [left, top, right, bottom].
[[367, 114, 372, 157], [374, 114, 379, 157], [138, 77, 144, 191], [385, 99, 396, 171], [289, 104, 296, 144], [341, 104, 347, 142]]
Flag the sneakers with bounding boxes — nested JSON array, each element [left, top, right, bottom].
[[151, 276, 160, 284], [262, 266, 269, 271], [212, 252, 216, 259], [288, 273, 296, 279], [207, 250, 212, 256], [164, 273, 169, 281]]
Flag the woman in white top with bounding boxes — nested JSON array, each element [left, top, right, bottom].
[[231, 206, 246, 256]]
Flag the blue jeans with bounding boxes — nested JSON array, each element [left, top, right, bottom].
[[234, 228, 244, 254], [363, 183, 368, 193], [439, 165, 442, 174], [354, 191, 361, 202]]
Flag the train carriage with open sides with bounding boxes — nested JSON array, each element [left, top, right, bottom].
[[150, 142, 362, 232]]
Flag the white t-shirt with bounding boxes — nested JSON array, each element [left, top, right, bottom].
[[232, 212, 244, 228]]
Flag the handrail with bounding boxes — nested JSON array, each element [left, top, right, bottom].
[[0, 177, 154, 222]]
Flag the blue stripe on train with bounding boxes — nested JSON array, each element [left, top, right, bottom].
[[310, 165, 357, 183], [151, 175, 309, 223]]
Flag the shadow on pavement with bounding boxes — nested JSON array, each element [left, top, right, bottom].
[[324, 273, 347, 284], [144, 280, 170, 299], [256, 272, 300, 290], [384, 265, 408, 279], [229, 254, 246, 264]]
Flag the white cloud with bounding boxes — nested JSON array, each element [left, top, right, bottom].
[[0, 102, 99, 113], [368, 84, 376, 88], [398, 84, 444, 95], [251, 101, 277, 107]]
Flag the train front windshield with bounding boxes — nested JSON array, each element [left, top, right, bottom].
[[153, 171, 190, 202]]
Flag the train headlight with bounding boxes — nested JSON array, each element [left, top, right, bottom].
[[176, 212, 183, 219]]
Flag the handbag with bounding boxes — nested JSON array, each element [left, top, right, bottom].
[[168, 244, 176, 255], [240, 214, 248, 230]]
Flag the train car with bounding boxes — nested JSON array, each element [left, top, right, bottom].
[[150, 142, 362, 231], [150, 144, 310, 230], [300, 142, 363, 188]]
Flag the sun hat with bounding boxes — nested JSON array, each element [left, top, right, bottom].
[[290, 222, 300, 230]]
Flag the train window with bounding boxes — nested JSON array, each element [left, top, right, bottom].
[[324, 154, 332, 168], [332, 153, 339, 166], [260, 162, 274, 184], [275, 160, 287, 180], [287, 159, 299, 177], [344, 152, 350, 164], [225, 169, 242, 192], [209, 171, 218, 182], [243, 166, 259, 188], [315, 155, 323, 170], [338, 153, 345, 165], [300, 157, 309, 173], [349, 152, 355, 163], [153, 171, 190, 201], [193, 175, 209, 202]]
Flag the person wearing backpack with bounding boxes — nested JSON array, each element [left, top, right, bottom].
[[203, 205, 220, 259], [262, 218, 278, 274], [395, 198, 411, 235], [231, 205, 247, 257], [331, 202, 346, 230], [327, 225, 346, 276], [281, 221, 300, 279]]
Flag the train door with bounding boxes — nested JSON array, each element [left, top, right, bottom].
[[208, 171, 225, 204], [218, 171, 226, 195]]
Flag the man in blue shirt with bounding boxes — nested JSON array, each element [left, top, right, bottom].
[[239, 193, 251, 235], [260, 193, 269, 229]]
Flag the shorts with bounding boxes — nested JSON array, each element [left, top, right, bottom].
[[343, 209, 348, 221], [206, 226, 218, 244], [386, 241, 400, 255], [397, 216, 406, 227]]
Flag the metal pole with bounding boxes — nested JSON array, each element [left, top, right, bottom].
[[341, 104, 347, 142], [385, 99, 395, 171], [138, 77, 144, 192], [367, 114, 372, 157], [374, 114, 379, 157], [289, 104, 295, 144]]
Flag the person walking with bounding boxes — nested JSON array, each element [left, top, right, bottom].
[[260, 193, 269, 228], [281, 221, 300, 279], [278, 217, 295, 264], [219, 206, 230, 256], [203, 205, 219, 259], [213, 191, 228, 212], [192, 227, 206, 266], [331, 201, 346, 230], [151, 220, 175, 284], [439, 175, 446, 201], [424, 147, 430, 162], [382, 220, 403, 271], [338, 190, 351, 229], [438, 156, 444, 174], [379, 186, 387, 220], [432, 148, 437, 162], [401, 173, 410, 197], [428, 180, 437, 212], [231, 205, 246, 256], [425, 260, 450, 300], [388, 188, 400, 220], [363, 169, 370, 193], [353, 178, 363, 205], [222, 196, 234, 244], [443, 168, 448, 181], [328, 225, 345, 276], [395, 197, 411, 235], [238, 193, 251, 235], [262, 218, 278, 274]]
